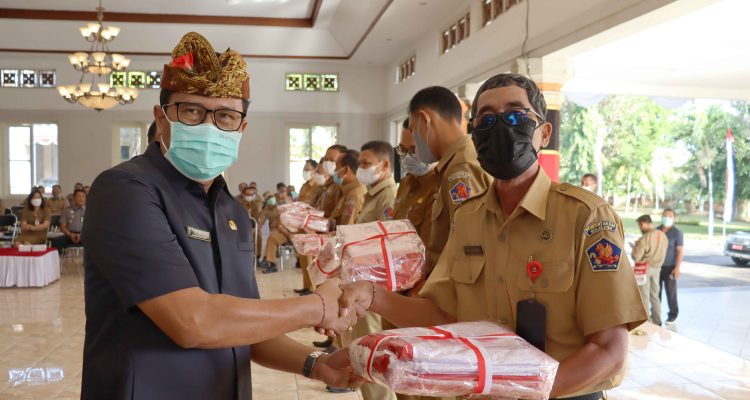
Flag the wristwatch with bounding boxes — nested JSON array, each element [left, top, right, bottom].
[[303, 350, 325, 379]]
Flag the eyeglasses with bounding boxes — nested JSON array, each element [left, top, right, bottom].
[[162, 102, 246, 132], [395, 144, 411, 157], [469, 108, 543, 131]]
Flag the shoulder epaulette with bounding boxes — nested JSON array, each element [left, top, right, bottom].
[[553, 182, 607, 210]]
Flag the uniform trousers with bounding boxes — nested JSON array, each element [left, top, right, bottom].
[[659, 265, 679, 321], [265, 229, 287, 263], [637, 266, 662, 326]]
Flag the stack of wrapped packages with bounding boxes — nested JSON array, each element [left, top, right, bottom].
[[290, 233, 333, 256], [349, 321, 559, 399], [307, 219, 427, 291], [278, 202, 329, 233]]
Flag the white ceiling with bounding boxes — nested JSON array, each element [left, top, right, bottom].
[[0, 0, 315, 19], [553, 0, 750, 100]]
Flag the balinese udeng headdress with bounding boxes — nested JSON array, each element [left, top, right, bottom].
[[161, 32, 250, 100]]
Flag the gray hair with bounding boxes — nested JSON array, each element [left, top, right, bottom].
[[471, 73, 547, 120]]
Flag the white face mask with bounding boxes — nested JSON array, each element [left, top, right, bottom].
[[313, 173, 327, 185], [322, 161, 337, 176], [245, 195, 255, 202], [401, 153, 431, 177], [662, 216, 674, 228], [356, 164, 383, 186], [302, 170, 313, 181], [582, 185, 595, 192], [31, 198, 42, 207]]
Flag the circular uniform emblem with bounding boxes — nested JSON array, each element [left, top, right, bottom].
[[539, 229, 552, 242]]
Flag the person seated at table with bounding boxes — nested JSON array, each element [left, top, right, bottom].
[[14, 190, 51, 247], [51, 189, 86, 253], [239, 185, 262, 220], [257, 192, 290, 274], [67, 182, 84, 204], [47, 184, 69, 216]]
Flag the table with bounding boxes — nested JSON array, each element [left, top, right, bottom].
[[0, 247, 60, 288]]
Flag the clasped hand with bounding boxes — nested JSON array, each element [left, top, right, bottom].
[[312, 280, 376, 336]]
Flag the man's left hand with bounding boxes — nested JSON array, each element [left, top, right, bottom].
[[312, 349, 364, 390], [672, 268, 680, 279]]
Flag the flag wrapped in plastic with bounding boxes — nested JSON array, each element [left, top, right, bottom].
[[280, 211, 329, 233], [337, 220, 426, 292], [349, 321, 558, 399], [291, 233, 333, 256], [308, 235, 340, 286]]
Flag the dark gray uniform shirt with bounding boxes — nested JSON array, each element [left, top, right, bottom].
[[82, 142, 259, 400], [61, 205, 85, 233]]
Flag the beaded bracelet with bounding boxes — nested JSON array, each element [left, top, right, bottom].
[[311, 292, 325, 326]]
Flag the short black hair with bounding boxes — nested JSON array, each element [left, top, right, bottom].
[[361, 140, 393, 164], [582, 173, 597, 182], [340, 149, 360, 173], [73, 189, 86, 197], [306, 159, 318, 168], [636, 215, 652, 224], [327, 144, 348, 154], [159, 89, 250, 114], [147, 121, 157, 143], [663, 208, 677, 217], [276, 182, 286, 189], [471, 73, 546, 120], [408, 86, 462, 123], [241, 186, 254, 194], [402, 118, 410, 129], [52, 184, 61, 190]]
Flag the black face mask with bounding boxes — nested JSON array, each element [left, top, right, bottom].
[[471, 117, 538, 180]]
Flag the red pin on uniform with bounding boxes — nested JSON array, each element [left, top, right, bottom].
[[526, 257, 543, 284]]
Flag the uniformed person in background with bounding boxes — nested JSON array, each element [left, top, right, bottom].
[[349, 140, 398, 400], [330, 149, 367, 227], [340, 74, 647, 400], [81, 32, 361, 400], [631, 214, 668, 326], [407, 86, 491, 267], [295, 158, 322, 296], [239, 185, 262, 219], [258, 192, 292, 274], [316, 145, 348, 217], [235, 182, 248, 202], [66, 182, 84, 204], [51, 188, 86, 253], [47, 184, 69, 215]]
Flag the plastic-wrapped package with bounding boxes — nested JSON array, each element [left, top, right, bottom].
[[349, 321, 558, 399], [280, 211, 329, 233], [290, 233, 333, 256], [308, 236, 340, 286], [277, 201, 323, 215], [337, 220, 426, 291]]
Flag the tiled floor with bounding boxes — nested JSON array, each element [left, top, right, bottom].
[[1, 260, 749, 399]]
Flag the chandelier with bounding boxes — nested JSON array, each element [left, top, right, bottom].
[[57, 0, 137, 111]]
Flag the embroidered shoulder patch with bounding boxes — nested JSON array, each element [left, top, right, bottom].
[[383, 207, 394, 219], [449, 171, 470, 181], [584, 220, 618, 236], [449, 181, 471, 205], [587, 238, 621, 271]]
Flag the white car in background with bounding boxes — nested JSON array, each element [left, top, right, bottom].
[[724, 231, 750, 266]]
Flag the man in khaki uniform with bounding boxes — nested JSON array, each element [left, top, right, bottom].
[[234, 182, 247, 203], [341, 74, 647, 399], [294, 159, 321, 296], [350, 141, 398, 400], [316, 145, 348, 218], [258, 193, 290, 274], [632, 214, 668, 326], [330, 150, 366, 227], [47, 185, 69, 215], [239, 185, 262, 220], [407, 86, 491, 267]]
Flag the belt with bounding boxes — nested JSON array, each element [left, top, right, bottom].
[[553, 391, 603, 400]]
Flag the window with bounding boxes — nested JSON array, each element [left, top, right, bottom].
[[441, 12, 471, 54], [1, 69, 56, 88], [288, 125, 337, 189], [285, 73, 338, 92], [482, 0, 523, 26], [119, 126, 143, 161], [396, 56, 416, 83], [8, 124, 58, 195]]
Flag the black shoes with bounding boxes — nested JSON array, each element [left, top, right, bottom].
[[294, 288, 312, 295], [313, 338, 333, 348], [260, 261, 277, 274], [325, 386, 355, 393]]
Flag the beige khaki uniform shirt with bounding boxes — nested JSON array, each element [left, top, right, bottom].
[[331, 180, 366, 226], [394, 170, 440, 261], [428, 136, 491, 266], [316, 179, 342, 218], [258, 205, 282, 230], [632, 229, 668, 268], [46, 196, 69, 215], [298, 180, 320, 206], [420, 169, 647, 397], [356, 176, 397, 224]]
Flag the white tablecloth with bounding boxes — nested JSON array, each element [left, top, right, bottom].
[[0, 250, 60, 288]]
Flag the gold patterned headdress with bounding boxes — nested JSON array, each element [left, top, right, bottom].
[[161, 32, 250, 100]]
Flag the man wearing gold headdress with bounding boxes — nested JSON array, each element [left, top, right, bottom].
[[81, 32, 361, 399]]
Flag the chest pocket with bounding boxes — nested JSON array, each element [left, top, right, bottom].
[[450, 255, 485, 284], [516, 261, 574, 293]]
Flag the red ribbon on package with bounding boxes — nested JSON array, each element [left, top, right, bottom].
[[363, 325, 515, 395], [341, 221, 415, 291]]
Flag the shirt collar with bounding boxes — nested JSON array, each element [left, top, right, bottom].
[[482, 167, 551, 221], [435, 135, 470, 173], [368, 175, 395, 196], [341, 179, 363, 194]]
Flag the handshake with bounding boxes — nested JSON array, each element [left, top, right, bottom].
[[311, 278, 377, 337]]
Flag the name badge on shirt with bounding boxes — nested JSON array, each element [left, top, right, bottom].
[[185, 226, 211, 242], [463, 245, 483, 256]]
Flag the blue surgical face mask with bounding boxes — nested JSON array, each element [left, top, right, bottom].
[[291, 191, 298, 198], [400, 153, 431, 177], [413, 118, 438, 164], [162, 121, 241, 182], [333, 169, 345, 186], [662, 216, 674, 228], [267, 197, 277, 207]]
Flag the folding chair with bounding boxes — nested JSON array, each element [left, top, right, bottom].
[[0, 214, 17, 247]]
